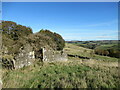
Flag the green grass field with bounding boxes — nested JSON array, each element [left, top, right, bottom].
[[2, 43, 119, 88]]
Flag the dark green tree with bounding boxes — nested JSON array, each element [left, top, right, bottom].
[[39, 29, 65, 50]]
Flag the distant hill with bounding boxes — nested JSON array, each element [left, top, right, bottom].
[[66, 40, 119, 58]]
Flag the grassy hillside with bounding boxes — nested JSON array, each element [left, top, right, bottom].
[[65, 43, 93, 57], [2, 43, 119, 88], [2, 60, 119, 88], [65, 43, 118, 62], [66, 40, 119, 58]]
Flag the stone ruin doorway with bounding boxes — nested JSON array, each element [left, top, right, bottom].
[[35, 48, 43, 61]]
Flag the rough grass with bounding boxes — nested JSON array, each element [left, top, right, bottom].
[[2, 59, 119, 88], [2, 43, 119, 88], [65, 43, 118, 62], [65, 43, 93, 58]]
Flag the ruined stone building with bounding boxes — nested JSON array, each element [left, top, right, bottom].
[[1, 21, 67, 70], [42, 47, 67, 62], [14, 44, 35, 69], [1, 45, 68, 69]]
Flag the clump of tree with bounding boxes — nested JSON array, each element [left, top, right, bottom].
[[1, 21, 66, 69], [2, 21, 33, 54], [94, 44, 120, 58], [39, 29, 65, 50], [2, 21, 33, 40], [2, 21, 65, 55]]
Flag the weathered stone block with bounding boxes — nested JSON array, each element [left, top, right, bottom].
[[14, 44, 35, 69], [42, 47, 67, 62]]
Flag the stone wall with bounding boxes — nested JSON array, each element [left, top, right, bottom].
[[1, 45, 67, 69], [42, 47, 68, 62], [14, 44, 35, 69]]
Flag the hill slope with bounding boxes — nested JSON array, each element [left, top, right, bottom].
[[2, 43, 119, 88]]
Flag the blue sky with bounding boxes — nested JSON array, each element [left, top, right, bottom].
[[2, 2, 118, 41]]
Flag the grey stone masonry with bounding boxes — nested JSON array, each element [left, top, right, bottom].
[[42, 47, 68, 62], [14, 44, 35, 69]]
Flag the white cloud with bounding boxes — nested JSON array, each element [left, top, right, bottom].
[[96, 36, 118, 39], [79, 20, 117, 27], [64, 34, 118, 41]]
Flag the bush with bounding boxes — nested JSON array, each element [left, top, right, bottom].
[[94, 44, 120, 58], [39, 29, 65, 50], [2, 21, 65, 60], [2, 21, 33, 40]]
